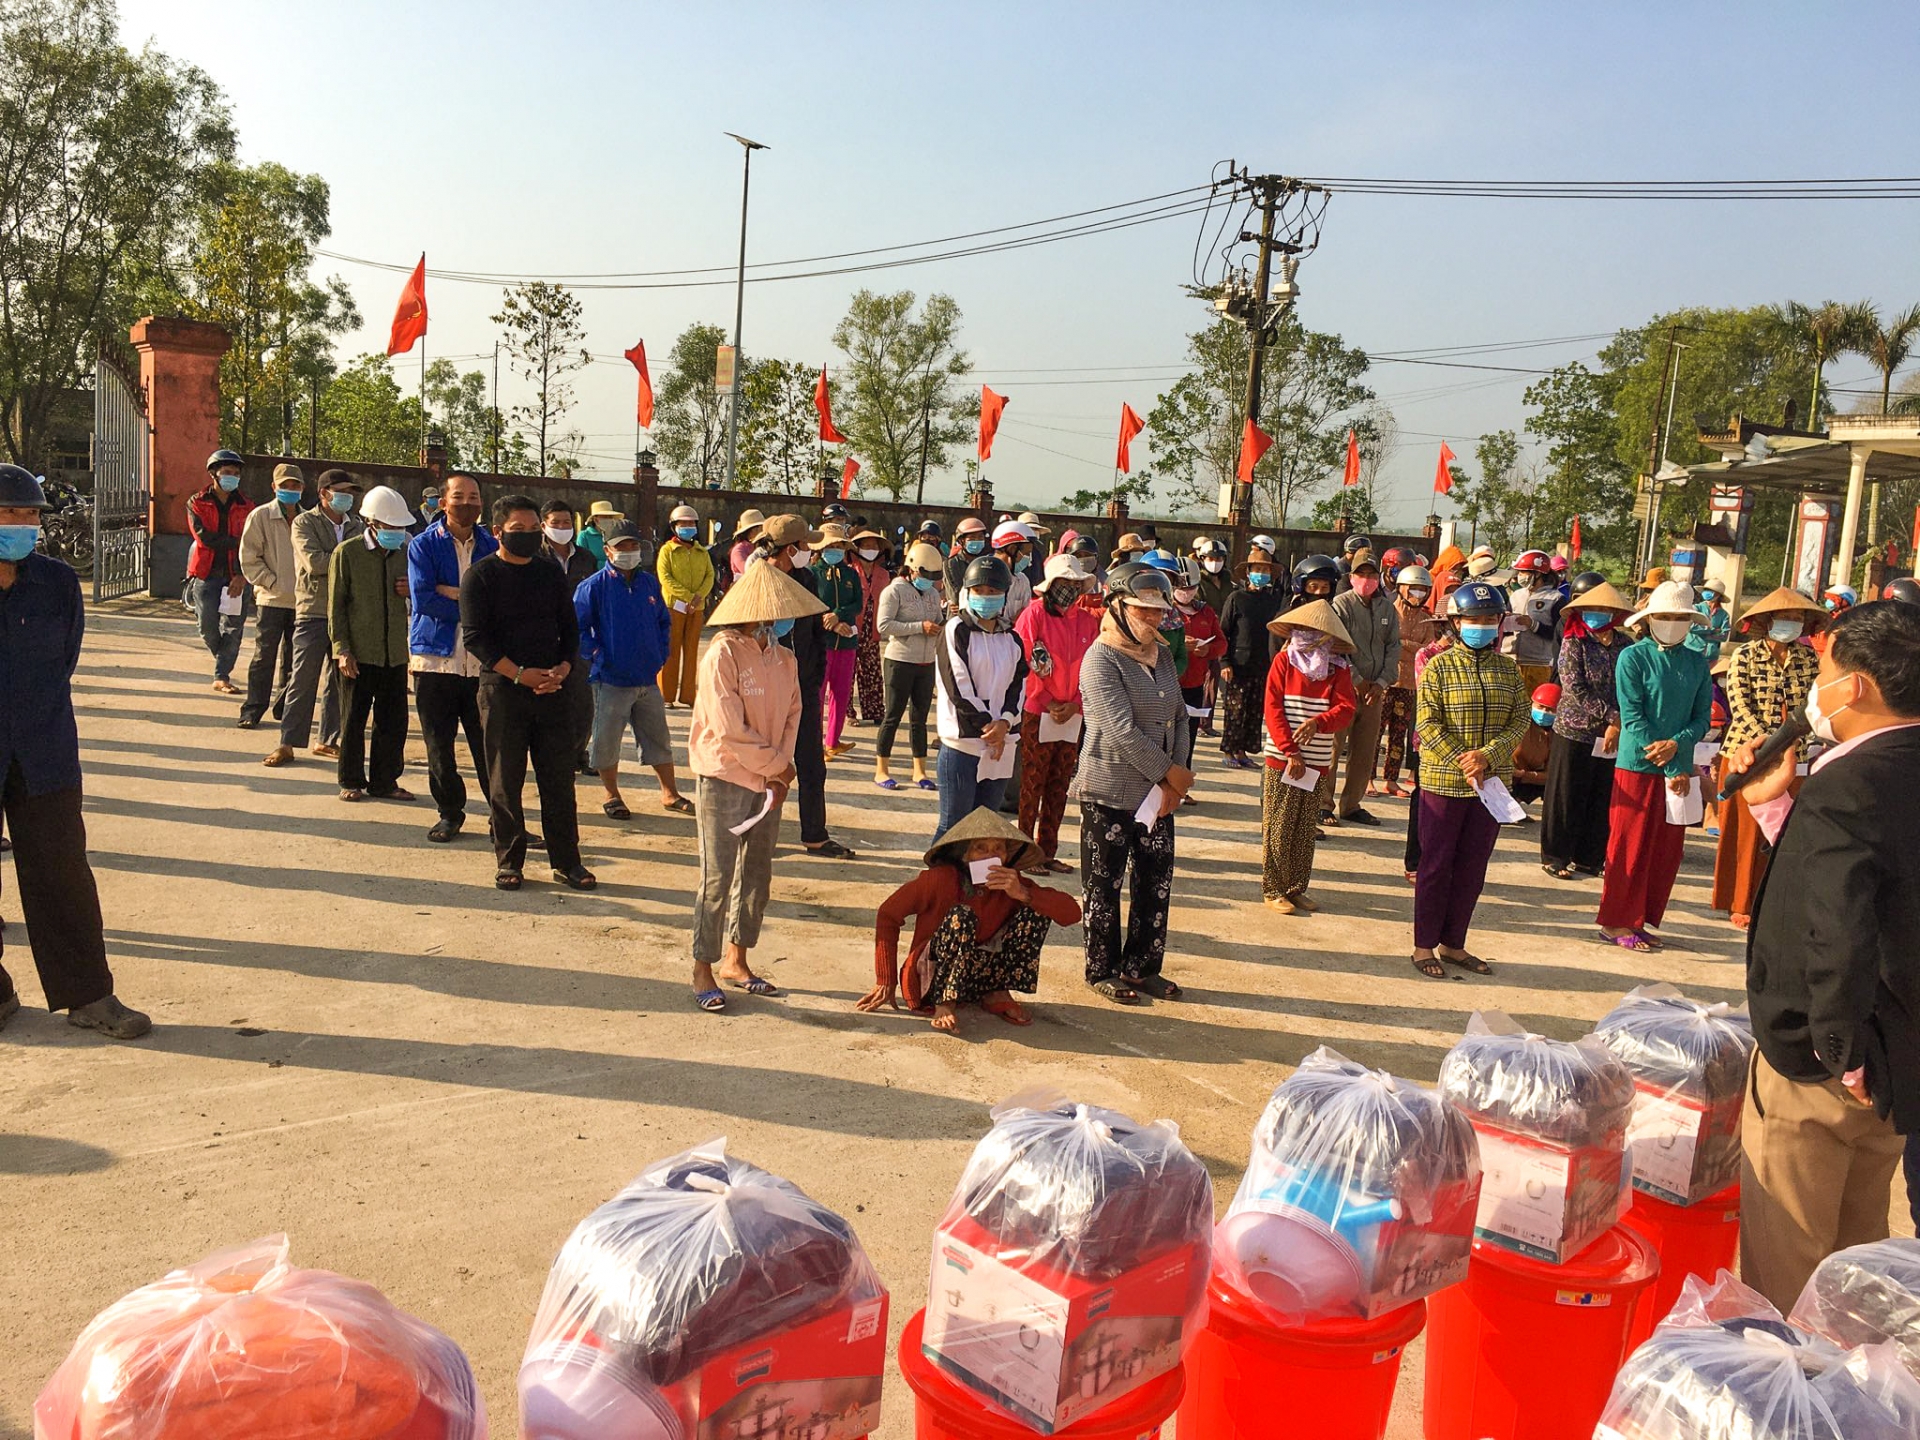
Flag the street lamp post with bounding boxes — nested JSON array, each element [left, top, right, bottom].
[[722, 132, 767, 490]]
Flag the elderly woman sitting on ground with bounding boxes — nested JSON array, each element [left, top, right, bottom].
[[858, 808, 1081, 1033]]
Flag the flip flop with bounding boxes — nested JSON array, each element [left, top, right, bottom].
[[602, 798, 632, 820], [339, 788, 365, 803], [694, 989, 727, 1013], [1439, 949, 1494, 975], [1634, 929, 1667, 951], [1127, 974, 1183, 1001], [915, 778, 937, 791], [873, 777, 899, 791], [370, 787, 414, 802], [1596, 929, 1654, 951], [725, 975, 782, 997], [1412, 953, 1448, 979], [661, 796, 695, 815], [981, 998, 1033, 1026]]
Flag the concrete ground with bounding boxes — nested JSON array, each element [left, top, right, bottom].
[[1, 602, 1908, 1439]]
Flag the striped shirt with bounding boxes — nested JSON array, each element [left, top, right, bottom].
[[1723, 638, 1819, 754], [1262, 653, 1356, 771], [1415, 643, 1530, 798]]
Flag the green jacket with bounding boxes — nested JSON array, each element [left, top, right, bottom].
[[812, 559, 863, 651], [329, 533, 411, 667], [1616, 637, 1712, 777]]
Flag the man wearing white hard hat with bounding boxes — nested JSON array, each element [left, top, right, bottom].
[[657, 502, 715, 707], [329, 485, 419, 802], [1595, 579, 1713, 949]]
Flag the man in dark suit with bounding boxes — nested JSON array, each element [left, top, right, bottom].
[[1728, 599, 1920, 1309]]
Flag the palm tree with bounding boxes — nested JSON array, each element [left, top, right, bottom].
[[1779, 300, 1876, 427], [1857, 302, 1920, 415]]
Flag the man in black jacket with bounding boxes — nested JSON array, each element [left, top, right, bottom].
[[1728, 600, 1920, 1309]]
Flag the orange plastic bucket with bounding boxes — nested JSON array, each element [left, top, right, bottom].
[[897, 1308, 1184, 1440], [1621, 1181, 1740, 1346], [1422, 1225, 1660, 1440], [1175, 1274, 1425, 1439]]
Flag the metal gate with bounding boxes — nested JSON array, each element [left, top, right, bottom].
[[91, 351, 150, 601]]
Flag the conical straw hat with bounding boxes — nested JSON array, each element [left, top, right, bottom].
[[1266, 597, 1356, 652], [704, 557, 828, 628], [925, 806, 1045, 873], [1572, 580, 1633, 612], [1736, 586, 1825, 627]]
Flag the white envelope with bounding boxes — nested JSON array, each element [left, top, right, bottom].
[[1592, 736, 1619, 760], [1665, 775, 1705, 826], [727, 789, 777, 836], [968, 858, 1003, 886], [1692, 740, 1723, 769], [1133, 787, 1166, 827], [1474, 776, 1527, 824], [672, 599, 688, 613], [1282, 764, 1320, 792], [1037, 711, 1083, 745], [217, 588, 244, 617]]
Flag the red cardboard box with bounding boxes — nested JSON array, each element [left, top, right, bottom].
[[1468, 1120, 1630, 1265], [922, 1215, 1199, 1434]]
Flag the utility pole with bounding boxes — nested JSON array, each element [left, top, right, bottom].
[[1217, 171, 1309, 534], [1635, 326, 1682, 579], [722, 133, 768, 490], [914, 390, 933, 506], [491, 342, 500, 478]]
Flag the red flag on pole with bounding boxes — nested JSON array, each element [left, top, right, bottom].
[[1237, 418, 1274, 483], [1433, 441, 1457, 495], [1342, 428, 1361, 487], [386, 255, 428, 356], [624, 340, 654, 428], [814, 366, 845, 444], [1115, 403, 1145, 474], [978, 386, 1008, 461], [839, 456, 861, 500], [1570, 514, 1583, 560]]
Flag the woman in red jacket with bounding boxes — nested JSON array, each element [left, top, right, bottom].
[[1261, 598, 1357, 914], [856, 807, 1081, 1033], [1013, 553, 1100, 869], [1171, 557, 1224, 773]]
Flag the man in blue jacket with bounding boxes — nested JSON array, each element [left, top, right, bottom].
[[407, 472, 499, 843], [575, 520, 692, 820], [0, 465, 149, 1038]]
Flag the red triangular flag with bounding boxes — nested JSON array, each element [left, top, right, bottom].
[[1115, 403, 1146, 474], [814, 366, 845, 444], [386, 255, 428, 356], [1342, 428, 1361, 487], [1237, 417, 1274, 483], [1570, 514, 1583, 560], [839, 456, 861, 500], [978, 386, 1008, 461], [624, 340, 654, 429], [1433, 441, 1457, 495]]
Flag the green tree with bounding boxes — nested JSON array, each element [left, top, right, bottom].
[[313, 353, 422, 466], [1522, 361, 1634, 563], [1776, 299, 1875, 426], [1448, 429, 1531, 560], [1856, 302, 1920, 416], [0, 0, 234, 468], [1309, 487, 1379, 532], [423, 358, 513, 471], [1147, 314, 1374, 528], [831, 290, 973, 501], [491, 280, 589, 476], [738, 358, 827, 495], [653, 321, 730, 486]]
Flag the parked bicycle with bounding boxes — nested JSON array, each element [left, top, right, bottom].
[[37, 478, 96, 574]]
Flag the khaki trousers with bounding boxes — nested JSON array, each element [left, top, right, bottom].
[[661, 603, 703, 705], [1335, 687, 1386, 817], [1738, 1050, 1903, 1312]]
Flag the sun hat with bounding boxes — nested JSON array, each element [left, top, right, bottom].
[[669, 503, 700, 524], [1244, 546, 1275, 566], [925, 806, 1045, 873], [1266, 597, 1356, 651], [1016, 511, 1053, 538], [815, 523, 854, 550], [732, 507, 767, 538], [1570, 580, 1633, 613], [905, 541, 945, 573], [760, 514, 826, 549], [1111, 530, 1149, 560], [851, 528, 888, 550], [586, 500, 622, 520], [1638, 566, 1668, 591], [359, 485, 418, 528], [704, 556, 829, 629], [1467, 552, 1500, 577], [1623, 579, 1699, 627], [1736, 586, 1825, 630], [1033, 553, 1089, 594]]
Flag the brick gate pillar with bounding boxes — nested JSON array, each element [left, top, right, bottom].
[[130, 316, 230, 596]]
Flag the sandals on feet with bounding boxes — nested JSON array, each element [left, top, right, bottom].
[[602, 798, 632, 820], [694, 989, 726, 1013], [552, 866, 598, 891], [1090, 978, 1141, 1005], [1596, 929, 1653, 951], [873, 777, 899, 791], [806, 838, 857, 859], [339, 788, 365, 803], [915, 777, 936, 791], [724, 975, 781, 997], [1543, 862, 1577, 880], [661, 796, 695, 815], [1128, 974, 1182, 1001], [1412, 953, 1448, 979], [495, 870, 522, 890], [370, 786, 414, 802], [1439, 948, 1494, 975], [982, 998, 1033, 1026]]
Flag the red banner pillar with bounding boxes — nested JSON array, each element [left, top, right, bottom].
[[130, 316, 230, 595]]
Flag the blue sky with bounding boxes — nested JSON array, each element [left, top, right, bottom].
[[118, 1, 1920, 523]]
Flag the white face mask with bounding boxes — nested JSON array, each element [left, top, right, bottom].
[[1202, 557, 1225, 573], [1648, 617, 1693, 648], [790, 547, 811, 568], [543, 523, 573, 546], [858, 547, 880, 562], [1804, 674, 1854, 744], [609, 547, 645, 571]]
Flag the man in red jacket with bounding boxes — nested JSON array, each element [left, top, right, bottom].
[[185, 449, 255, 694]]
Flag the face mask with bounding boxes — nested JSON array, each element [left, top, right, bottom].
[[544, 523, 573, 546], [216, 472, 240, 493], [1648, 617, 1692, 647], [820, 548, 845, 566], [770, 616, 796, 639], [1248, 571, 1272, 589], [1768, 618, 1804, 644], [326, 491, 355, 514], [675, 524, 699, 542], [1405, 589, 1430, 606], [374, 526, 409, 551], [966, 593, 1006, 620], [1012, 555, 1030, 574], [421, 498, 439, 514], [1173, 586, 1197, 605], [789, 547, 811, 568], [911, 575, 935, 593], [445, 504, 481, 529], [1459, 621, 1500, 650], [610, 547, 646, 571], [1203, 557, 1225, 573], [964, 538, 985, 555], [1579, 610, 1614, 629], [501, 530, 543, 558], [0, 524, 38, 562], [1804, 673, 1854, 743], [275, 487, 303, 507], [1352, 575, 1380, 598], [1532, 708, 1555, 726], [858, 547, 880, 562]]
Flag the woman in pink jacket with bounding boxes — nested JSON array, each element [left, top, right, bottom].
[[1013, 554, 1100, 870]]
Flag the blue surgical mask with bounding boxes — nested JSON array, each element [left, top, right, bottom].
[[0, 524, 38, 562], [214, 472, 240, 493], [374, 527, 408, 551], [1248, 571, 1272, 589], [421, 498, 439, 513], [1012, 555, 1030, 574], [327, 491, 354, 514], [967, 593, 1006, 620], [275, 487, 303, 507], [964, 538, 985, 555], [675, 525, 698, 541], [1459, 622, 1500, 650], [820, 548, 845, 566], [770, 617, 796, 638], [1579, 610, 1614, 629], [1532, 708, 1555, 726], [911, 576, 935, 593], [1768, 618, 1804, 644]]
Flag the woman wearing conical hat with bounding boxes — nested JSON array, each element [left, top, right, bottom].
[[684, 558, 826, 1013], [1259, 599, 1358, 914], [857, 807, 1081, 1032], [1539, 576, 1634, 880]]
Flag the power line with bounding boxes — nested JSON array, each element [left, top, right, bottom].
[[1303, 175, 1920, 200]]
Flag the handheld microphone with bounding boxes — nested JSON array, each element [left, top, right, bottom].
[[1718, 711, 1811, 799]]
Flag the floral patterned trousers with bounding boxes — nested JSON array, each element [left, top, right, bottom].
[[1380, 685, 1415, 787], [1079, 801, 1175, 983]]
